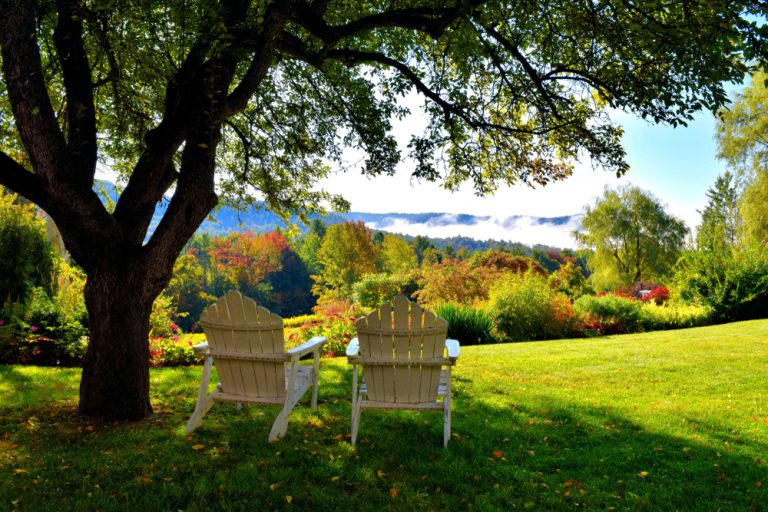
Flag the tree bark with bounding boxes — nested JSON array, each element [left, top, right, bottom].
[[78, 261, 156, 420]]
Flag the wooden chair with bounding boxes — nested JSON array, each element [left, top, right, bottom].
[[346, 295, 460, 447], [185, 290, 326, 441]]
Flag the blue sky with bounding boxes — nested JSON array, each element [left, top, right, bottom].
[[319, 103, 729, 247]]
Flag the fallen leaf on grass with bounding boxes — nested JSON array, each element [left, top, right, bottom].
[[638, 471, 649, 478], [331, 476, 340, 482], [682, 447, 691, 452], [191, 444, 205, 451], [377, 470, 385, 478], [756, 482, 763, 487], [285, 496, 293, 504], [269, 483, 281, 490], [389, 488, 398, 498], [14, 469, 27, 474], [492, 451, 503, 459]]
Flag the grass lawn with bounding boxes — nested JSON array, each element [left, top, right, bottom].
[[2, 320, 768, 511]]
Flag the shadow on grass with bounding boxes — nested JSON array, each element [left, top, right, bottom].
[[1, 363, 766, 511]]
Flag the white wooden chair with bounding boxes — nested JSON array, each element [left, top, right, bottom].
[[346, 295, 460, 447], [185, 290, 326, 441]]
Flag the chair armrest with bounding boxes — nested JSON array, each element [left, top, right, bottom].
[[445, 339, 460, 360], [192, 341, 210, 355], [287, 336, 326, 360], [346, 337, 360, 358]]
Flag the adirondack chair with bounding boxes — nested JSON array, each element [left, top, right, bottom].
[[185, 291, 326, 441], [346, 295, 460, 447]]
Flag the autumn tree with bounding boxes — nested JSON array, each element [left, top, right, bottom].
[[378, 234, 418, 274], [1, 0, 766, 420], [313, 221, 377, 302], [575, 186, 688, 290]]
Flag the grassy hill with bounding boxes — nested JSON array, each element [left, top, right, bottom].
[[2, 320, 767, 510]]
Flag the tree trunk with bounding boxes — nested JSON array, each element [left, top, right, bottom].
[[78, 263, 157, 420]]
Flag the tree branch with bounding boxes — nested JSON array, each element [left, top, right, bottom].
[[284, 2, 480, 44], [0, 0, 69, 179], [481, 24, 564, 121], [54, 0, 98, 184], [0, 151, 47, 207]]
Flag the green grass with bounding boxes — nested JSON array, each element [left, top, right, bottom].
[[2, 320, 768, 511]]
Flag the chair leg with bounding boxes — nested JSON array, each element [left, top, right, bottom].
[[196, 356, 214, 406], [311, 351, 320, 411], [443, 367, 452, 448], [269, 410, 289, 442], [443, 396, 451, 448], [351, 393, 363, 445], [186, 387, 221, 434]]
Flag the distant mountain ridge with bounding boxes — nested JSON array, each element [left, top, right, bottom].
[[96, 181, 581, 249]]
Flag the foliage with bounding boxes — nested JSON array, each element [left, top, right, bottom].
[[575, 186, 688, 290], [472, 251, 546, 276], [149, 294, 180, 340], [716, 69, 768, 176], [148, 335, 202, 367], [313, 222, 377, 303], [0, 192, 56, 305], [488, 272, 578, 342], [414, 260, 490, 307], [548, 260, 592, 299], [287, 314, 356, 358], [282, 314, 321, 329], [0, 287, 88, 366], [573, 294, 643, 335], [53, 261, 88, 322], [639, 286, 670, 306], [353, 272, 411, 308], [433, 303, 495, 346], [696, 171, 741, 249], [673, 242, 768, 322], [740, 169, 768, 245], [378, 234, 418, 275], [209, 230, 286, 295], [165, 252, 216, 332], [638, 301, 713, 331]]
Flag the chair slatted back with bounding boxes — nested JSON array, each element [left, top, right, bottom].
[[199, 290, 286, 400], [356, 295, 448, 404]]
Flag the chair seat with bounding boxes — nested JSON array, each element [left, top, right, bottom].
[[357, 369, 450, 407], [217, 365, 313, 404]]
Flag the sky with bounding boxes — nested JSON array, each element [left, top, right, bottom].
[[318, 100, 730, 249]]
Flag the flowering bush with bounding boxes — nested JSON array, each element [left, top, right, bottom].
[[0, 287, 88, 366], [640, 286, 670, 305], [148, 335, 202, 367]]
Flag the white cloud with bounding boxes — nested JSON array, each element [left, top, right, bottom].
[[365, 214, 583, 249]]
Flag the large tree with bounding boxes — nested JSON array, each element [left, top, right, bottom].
[[0, 0, 766, 420], [575, 186, 688, 290], [716, 70, 768, 244]]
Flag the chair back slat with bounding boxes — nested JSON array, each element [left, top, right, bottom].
[[357, 296, 448, 405], [200, 290, 286, 400]]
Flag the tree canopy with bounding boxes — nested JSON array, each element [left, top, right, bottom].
[[1, 0, 767, 420], [575, 186, 688, 290]]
